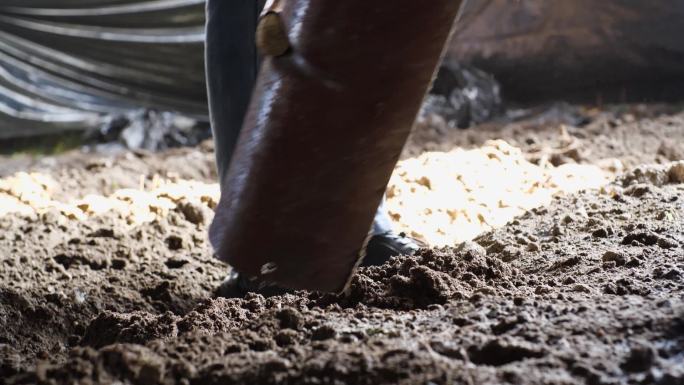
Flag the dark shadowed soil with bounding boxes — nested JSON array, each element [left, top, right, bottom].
[[1, 104, 683, 385]]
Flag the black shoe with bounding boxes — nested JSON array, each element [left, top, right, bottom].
[[215, 231, 424, 297], [215, 269, 289, 298], [361, 231, 424, 267]]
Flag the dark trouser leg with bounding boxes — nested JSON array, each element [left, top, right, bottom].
[[205, 0, 265, 187], [372, 198, 393, 235]]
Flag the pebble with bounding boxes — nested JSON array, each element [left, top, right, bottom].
[[602, 250, 626, 266], [311, 325, 337, 341], [572, 284, 592, 293], [526, 243, 540, 252]]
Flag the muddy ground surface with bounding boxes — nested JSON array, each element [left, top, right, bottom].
[[1, 104, 683, 384]]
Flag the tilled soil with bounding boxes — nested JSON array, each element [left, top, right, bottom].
[[1, 105, 684, 384]]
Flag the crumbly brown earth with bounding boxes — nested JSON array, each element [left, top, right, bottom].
[[1, 104, 684, 385]]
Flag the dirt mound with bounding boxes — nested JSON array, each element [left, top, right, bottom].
[[314, 244, 519, 309], [8, 171, 684, 384], [0, 206, 227, 377], [2, 105, 684, 384]]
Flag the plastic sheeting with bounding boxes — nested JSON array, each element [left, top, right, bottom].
[[0, 0, 207, 139]]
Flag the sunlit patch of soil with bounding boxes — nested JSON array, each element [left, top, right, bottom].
[[0, 140, 610, 247], [387, 140, 611, 246]]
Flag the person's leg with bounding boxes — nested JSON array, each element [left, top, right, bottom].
[[371, 198, 393, 235], [205, 0, 264, 187], [207, 0, 421, 295], [206, 0, 398, 238]]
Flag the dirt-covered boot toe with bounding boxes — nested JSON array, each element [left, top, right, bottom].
[[361, 231, 425, 267], [215, 270, 288, 298]]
